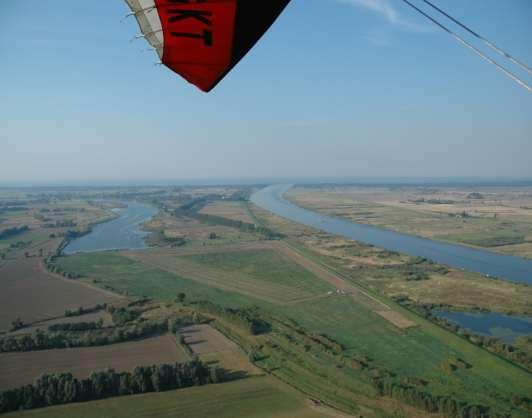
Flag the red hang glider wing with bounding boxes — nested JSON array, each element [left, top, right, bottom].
[[125, 0, 291, 92]]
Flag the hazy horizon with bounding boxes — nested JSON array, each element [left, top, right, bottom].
[[2, 175, 532, 189]]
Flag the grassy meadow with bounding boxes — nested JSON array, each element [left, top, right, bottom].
[[55, 245, 532, 417]]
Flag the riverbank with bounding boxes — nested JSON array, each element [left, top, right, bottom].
[[286, 185, 532, 260], [63, 202, 158, 254], [251, 184, 532, 285]]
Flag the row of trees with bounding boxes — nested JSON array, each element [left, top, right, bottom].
[[48, 320, 103, 332], [372, 379, 495, 418], [0, 225, 29, 240], [174, 196, 283, 240], [182, 211, 284, 240], [65, 304, 107, 317], [191, 301, 270, 335], [0, 320, 168, 353], [0, 360, 223, 414], [45, 260, 83, 279]]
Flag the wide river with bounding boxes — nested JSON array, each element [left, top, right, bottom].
[[251, 184, 532, 285], [63, 202, 157, 254]]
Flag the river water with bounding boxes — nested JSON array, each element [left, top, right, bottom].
[[63, 189, 531, 341], [63, 202, 157, 254], [251, 184, 532, 285], [434, 311, 532, 343]]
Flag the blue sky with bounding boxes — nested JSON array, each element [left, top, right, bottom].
[[1, 0, 531, 183]]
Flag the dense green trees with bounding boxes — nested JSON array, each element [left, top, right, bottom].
[[10, 318, 25, 332], [111, 307, 140, 326], [65, 304, 106, 317], [0, 320, 168, 353], [192, 301, 270, 335], [48, 320, 103, 332], [372, 378, 495, 418], [0, 361, 223, 414]]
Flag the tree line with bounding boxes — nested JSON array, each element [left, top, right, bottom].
[[48, 320, 103, 332], [187, 211, 283, 240], [0, 360, 224, 414], [191, 301, 271, 335], [65, 304, 107, 317], [0, 225, 29, 240], [174, 196, 283, 240], [372, 378, 497, 418], [0, 320, 168, 353]]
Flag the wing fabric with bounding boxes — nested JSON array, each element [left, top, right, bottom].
[[125, 0, 291, 92]]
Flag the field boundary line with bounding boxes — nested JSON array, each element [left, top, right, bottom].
[[38, 259, 127, 301]]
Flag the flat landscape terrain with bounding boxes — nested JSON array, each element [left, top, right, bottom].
[[199, 201, 255, 223], [0, 334, 185, 390], [1, 185, 531, 418], [251, 202, 532, 316], [0, 251, 118, 330], [286, 185, 532, 258], [3, 377, 344, 418]]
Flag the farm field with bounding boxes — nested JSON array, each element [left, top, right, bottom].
[[199, 201, 255, 223], [0, 252, 119, 331], [285, 185, 532, 258], [0, 334, 185, 390], [129, 244, 333, 304], [145, 211, 258, 249], [54, 251, 262, 307], [54, 241, 532, 416], [57, 242, 335, 305], [2, 187, 532, 418], [3, 377, 343, 418], [179, 324, 260, 378]]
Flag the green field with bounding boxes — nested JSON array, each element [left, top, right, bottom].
[[55, 252, 260, 308], [0, 229, 50, 250], [277, 297, 531, 409], [58, 248, 333, 305], [182, 249, 332, 299], [55, 248, 532, 417], [3, 377, 329, 418]]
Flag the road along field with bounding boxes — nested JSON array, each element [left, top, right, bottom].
[[0, 252, 119, 331], [2, 376, 348, 418], [0, 334, 185, 390]]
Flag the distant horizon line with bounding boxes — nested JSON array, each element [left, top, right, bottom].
[[1, 176, 532, 189]]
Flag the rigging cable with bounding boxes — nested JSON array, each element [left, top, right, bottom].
[[398, 0, 532, 93], [420, 0, 531, 75]]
